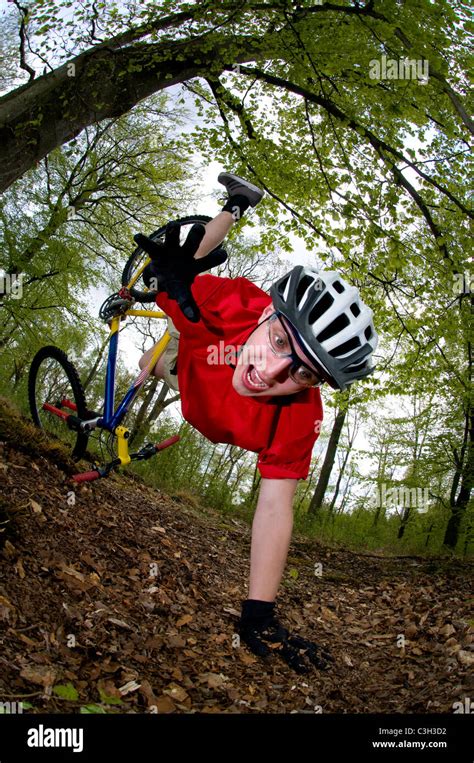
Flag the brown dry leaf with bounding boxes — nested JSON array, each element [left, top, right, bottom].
[[20, 664, 56, 687], [238, 650, 258, 666], [444, 637, 461, 654], [17, 632, 40, 648], [3, 540, 17, 559], [0, 595, 16, 622], [154, 695, 176, 713], [176, 614, 193, 627], [29, 499, 43, 514], [205, 673, 228, 689], [88, 572, 101, 586], [14, 559, 26, 579], [342, 652, 354, 667], [163, 683, 189, 703], [107, 618, 133, 630], [59, 565, 86, 582], [321, 605, 340, 622], [405, 623, 418, 638], [439, 623, 456, 638], [138, 679, 158, 707], [223, 607, 240, 617], [98, 678, 122, 699], [168, 634, 186, 648], [456, 650, 474, 667]]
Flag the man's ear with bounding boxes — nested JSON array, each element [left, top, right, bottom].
[[258, 303, 275, 325]]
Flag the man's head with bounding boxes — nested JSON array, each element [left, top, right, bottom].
[[232, 302, 324, 397], [232, 266, 378, 398]]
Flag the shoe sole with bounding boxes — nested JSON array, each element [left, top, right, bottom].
[[218, 172, 264, 207]]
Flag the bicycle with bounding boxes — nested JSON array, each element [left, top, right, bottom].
[[28, 215, 214, 483]]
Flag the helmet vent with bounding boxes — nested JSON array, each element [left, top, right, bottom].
[[308, 292, 334, 323], [347, 360, 368, 372], [329, 335, 361, 357], [277, 274, 291, 296], [317, 313, 350, 342], [333, 280, 345, 293], [296, 275, 315, 305], [350, 303, 361, 317], [364, 325, 373, 340]]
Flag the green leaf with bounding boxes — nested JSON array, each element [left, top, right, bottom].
[[52, 683, 79, 700], [80, 705, 107, 714], [98, 687, 123, 705]]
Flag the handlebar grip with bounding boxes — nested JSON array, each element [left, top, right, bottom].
[[72, 470, 101, 483], [155, 435, 180, 451]]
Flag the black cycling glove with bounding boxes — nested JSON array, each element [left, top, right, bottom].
[[237, 599, 333, 674], [134, 222, 227, 322]]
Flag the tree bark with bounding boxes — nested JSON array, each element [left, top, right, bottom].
[[443, 412, 473, 548], [0, 33, 266, 192], [308, 404, 348, 517], [129, 377, 159, 446]]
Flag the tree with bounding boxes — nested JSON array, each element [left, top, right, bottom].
[[0, 94, 192, 398], [308, 390, 350, 516]]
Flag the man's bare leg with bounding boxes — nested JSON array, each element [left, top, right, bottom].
[[194, 170, 264, 259], [139, 172, 264, 375], [138, 345, 167, 377], [194, 211, 236, 260], [139, 211, 236, 379]]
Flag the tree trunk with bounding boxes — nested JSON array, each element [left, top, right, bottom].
[[82, 334, 110, 392], [244, 460, 261, 511], [129, 377, 159, 446], [328, 435, 354, 512], [0, 33, 265, 192], [397, 506, 412, 540], [198, 443, 219, 491], [443, 422, 473, 548], [308, 405, 347, 517]]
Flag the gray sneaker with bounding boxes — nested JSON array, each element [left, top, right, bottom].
[[218, 172, 264, 208]]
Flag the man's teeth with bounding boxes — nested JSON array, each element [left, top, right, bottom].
[[247, 367, 268, 388]]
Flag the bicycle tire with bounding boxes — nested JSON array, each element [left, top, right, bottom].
[[28, 345, 89, 461], [121, 215, 213, 303]]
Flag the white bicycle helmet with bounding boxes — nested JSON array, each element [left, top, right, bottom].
[[270, 266, 378, 391]]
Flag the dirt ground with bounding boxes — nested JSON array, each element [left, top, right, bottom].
[[0, 399, 472, 714]]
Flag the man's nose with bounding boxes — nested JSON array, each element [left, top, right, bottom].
[[257, 353, 292, 382]]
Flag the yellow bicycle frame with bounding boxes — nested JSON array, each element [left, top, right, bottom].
[[101, 261, 172, 466]]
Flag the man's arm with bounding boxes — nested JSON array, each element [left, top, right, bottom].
[[238, 476, 333, 673], [248, 477, 297, 602]]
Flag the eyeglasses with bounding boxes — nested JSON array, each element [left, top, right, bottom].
[[265, 312, 324, 387]]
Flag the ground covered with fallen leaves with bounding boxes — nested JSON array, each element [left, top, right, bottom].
[[0, 399, 472, 714]]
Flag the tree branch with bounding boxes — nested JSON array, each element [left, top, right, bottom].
[[11, 0, 36, 82]]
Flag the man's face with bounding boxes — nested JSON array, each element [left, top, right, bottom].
[[232, 304, 323, 397]]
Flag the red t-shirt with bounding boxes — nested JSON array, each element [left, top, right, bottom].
[[156, 275, 323, 480]]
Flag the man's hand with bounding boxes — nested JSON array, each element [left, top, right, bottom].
[[237, 600, 333, 674], [134, 222, 227, 322]]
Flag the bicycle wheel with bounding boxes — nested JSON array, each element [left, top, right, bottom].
[[28, 346, 89, 461], [121, 215, 213, 303]]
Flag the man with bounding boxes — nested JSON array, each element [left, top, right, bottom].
[[137, 173, 378, 673]]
